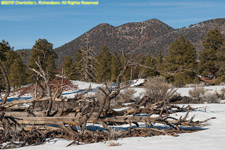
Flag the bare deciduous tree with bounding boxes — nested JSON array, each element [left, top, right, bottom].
[[29, 58, 51, 97], [80, 34, 98, 82]]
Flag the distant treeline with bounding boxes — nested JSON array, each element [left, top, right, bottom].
[[0, 29, 224, 89]]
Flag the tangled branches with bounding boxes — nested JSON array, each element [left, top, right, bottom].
[[0, 55, 211, 149]]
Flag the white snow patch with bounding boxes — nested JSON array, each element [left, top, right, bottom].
[[71, 80, 102, 90], [11, 104, 225, 150], [175, 85, 225, 97], [5, 80, 225, 150], [130, 79, 145, 87]]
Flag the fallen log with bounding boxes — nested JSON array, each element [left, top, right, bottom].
[[3, 112, 197, 129]]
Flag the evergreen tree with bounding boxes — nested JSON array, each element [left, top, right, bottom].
[[156, 50, 164, 72], [154, 50, 165, 75], [96, 46, 112, 83], [0, 40, 10, 60], [198, 29, 223, 76], [216, 42, 225, 83], [0, 40, 15, 71], [0, 41, 27, 88], [157, 50, 163, 66], [62, 56, 73, 79], [28, 39, 57, 82], [9, 58, 27, 88], [0, 40, 11, 103], [216, 43, 225, 76], [0, 40, 11, 89], [203, 29, 223, 50], [142, 55, 159, 78], [3, 50, 20, 73], [111, 51, 121, 82], [132, 55, 144, 79], [165, 36, 197, 86], [198, 49, 217, 76], [120, 51, 131, 81], [71, 50, 83, 80]]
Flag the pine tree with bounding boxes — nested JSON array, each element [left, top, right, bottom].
[[120, 51, 131, 81], [132, 55, 145, 79], [0, 41, 27, 88], [157, 50, 163, 63], [9, 58, 27, 88], [62, 56, 73, 79], [0, 40, 11, 90], [3, 50, 20, 73], [0, 40, 10, 60], [157, 50, 163, 67], [0, 40, 15, 73], [154, 50, 165, 75], [111, 51, 121, 82], [198, 29, 223, 76], [165, 36, 197, 86], [198, 49, 217, 76], [203, 29, 223, 50], [216, 43, 225, 76], [216, 42, 225, 83], [96, 46, 112, 83], [28, 39, 57, 82], [71, 50, 83, 80], [142, 55, 159, 78]]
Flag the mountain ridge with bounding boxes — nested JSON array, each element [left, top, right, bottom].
[[54, 18, 175, 66], [16, 18, 225, 67], [135, 18, 225, 57]]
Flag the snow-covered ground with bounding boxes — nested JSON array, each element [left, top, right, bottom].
[[64, 80, 225, 99], [6, 79, 225, 100], [176, 85, 225, 97], [12, 104, 225, 150], [4, 79, 225, 150], [5, 79, 146, 100]]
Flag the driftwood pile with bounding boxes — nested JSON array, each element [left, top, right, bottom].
[[0, 88, 208, 148], [0, 58, 210, 149]]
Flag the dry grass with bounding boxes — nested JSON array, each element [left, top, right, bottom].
[[108, 128, 121, 140], [111, 88, 136, 108], [189, 86, 220, 103], [94, 86, 107, 106], [189, 87, 205, 98], [202, 92, 219, 103], [220, 88, 225, 99], [118, 88, 136, 103], [144, 76, 173, 102], [95, 82, 116, 107], [221, 87, 225, 95], [108, 141, 121, 146], [16, 77, 77, 97]]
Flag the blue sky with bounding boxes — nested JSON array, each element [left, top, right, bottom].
[[0, 0, 225, 50]]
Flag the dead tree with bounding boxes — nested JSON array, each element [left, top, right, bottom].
[[80, 34, 98, 82], [29, 57, 51, 97], [0, 52, 211, 148]]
